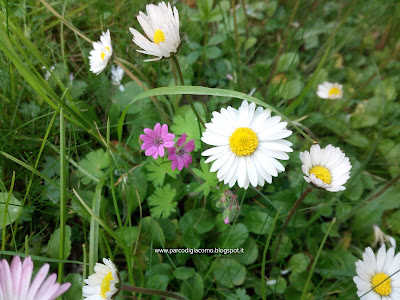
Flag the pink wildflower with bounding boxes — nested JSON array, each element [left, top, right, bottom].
[[0, 256, 71, 300], [140, 123, 175, 159], [167, 133, 195, 171], [224, 217, 230, 224]]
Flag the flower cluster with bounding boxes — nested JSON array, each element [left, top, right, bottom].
[[140, 123, 195, 171]]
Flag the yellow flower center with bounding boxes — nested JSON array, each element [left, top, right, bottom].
[[229, 127, 258, 156], [100, 47, 110, 61], [100, 271, 113, 298], [372, 273, 391, 296], [309, 166, 332, 184], [328, 87, 341, 97], [153, 29, 166, 45]]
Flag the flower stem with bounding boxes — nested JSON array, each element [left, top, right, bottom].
[[272, 186, 313, 264], [170, 55, 205, 127], [121, 285, 187, 300], [231, 0, 243, 90]]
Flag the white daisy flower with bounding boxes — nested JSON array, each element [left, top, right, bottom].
[[201, 100, 293, 189], [82, 258, 119, 300], [354, 244, 400, 299], [129, 2, 180, 61], [0, 255, 71, 300], [316, 81, 343, 99], [299, 144, 351, 192], [89, 29, 113, 75], [111, 65, 125, 92]]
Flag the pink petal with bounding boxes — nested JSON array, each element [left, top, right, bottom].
[[167, 147, 176, 155], [177, 133, 187, 147], [183, 140, 195, 152], [163, 140, 175, 148], [18, 257, 33, 299], [34, 273, 57, 299], [154, 123, 161, 136], [140, 134, 154, 142], [145, 145, 158, 157], [11, 256, 22, 295], [49, 283, 71, 299], [1, 260, 12, 299], [141, 141, 154, 150], [177, 157, 184, 171], [224, 217, 230, 224], [143, 128, 156, 138], [182, 153, 193, 167], [158, 145, 165, 157], [171, 160, 178, 170], [27, 263, 50, 299], [161, 124, 169, 136], [168, 152, 177, 161]]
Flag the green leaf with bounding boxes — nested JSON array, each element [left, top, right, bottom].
[[192, 159, 219, 196], [77, 149, 109, 184], [179, 208, 215, 234], [173, 266, 196, 280], [242, 211, 271, 235], [47, 225, 71, 259], [141, 217, 165, 247], [0, 193, 22, 229], [277, 52, 299, 72], [234, 237, 258, 265], [171, 106, 202, 150], [204, 46, 222, 59], [288, 253, 310, 274], [268, 277, 287, 294], [115, 226, 138, 247], [276, 80, 303, 100], [217, 223, 248, 248], [146, 160, 179, 187], [63, 273, 83, 299], [270, 235, 293, 261], [225, 288, 251, 300], [148, 184, 177, 219], [112, 81, 145, 114], [180, 273, 204, 300], [244, 37, 257, 51], [212, 258, 246, 287], [183, 228, 201, 248]]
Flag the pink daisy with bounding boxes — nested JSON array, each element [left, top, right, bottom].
[[167, 133, 195, 171], [0, 256, 71, 300], [140, 123, 175, 159]]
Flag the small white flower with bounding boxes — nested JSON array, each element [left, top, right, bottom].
[[111, 65, 125, 92], [129, 2, 180, 61], [42, 65, 55, 81], [0, 256, 71, 300], [82, 258, 119, 300], [316, 81, 343, 99], [373, 225, 396, 249], [201, 100, 293, 189], [89, 30, 113, 75], [354, 244, 400, 299], [300, 144, 351, 192]]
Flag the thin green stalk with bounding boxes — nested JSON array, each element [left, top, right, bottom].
[[1, 171, 15, 251], [170, 55, 205, 127], [89, 175, 106, 274], [261, 207, 282, 300], [231, 0, 243, 90], [107, 118, 123, 229], [301, 218, 336, 300], [239, 0, 250, 39], [121, 285, 187, 300], [58, 107, 67, 282]]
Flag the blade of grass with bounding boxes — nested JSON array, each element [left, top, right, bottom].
[[1, 171, 16, 251], [301, 218, 336, 300], [261, 207, 282, 300], [118, 86, 315, 143], [58, 107, 67, 282]]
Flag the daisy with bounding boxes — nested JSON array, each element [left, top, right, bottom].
[[89, 29, 113, 75], [129, 2, 180, 61], [167, 133, 195, 171], [316, 81, 343, 99], [299, 144, 351, 192], [140, 123, 175, 159], [354, 244, 400, 299], [83, 258, 119, 300], [0, 255, 71, 300], [201, 100, 293, 189]]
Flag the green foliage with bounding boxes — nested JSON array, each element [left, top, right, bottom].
[[192, 158, 219, 195], [146, 160, 179, 186], [147, 184, 177, 219], [46, 225, 72, 260], [0, 193, 22, 229], [77, 149, 109, 184]]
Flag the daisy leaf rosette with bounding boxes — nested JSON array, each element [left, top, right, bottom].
[[83, 258, 120, 300], [89, 29, 113, 75], [300, 144, 351, 192], [0, 256, 71, 300], [316, 81, 343, 99], [201, 100, 293, 189], [129, 2, 180, 61], [354, 244, 400, 299]]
